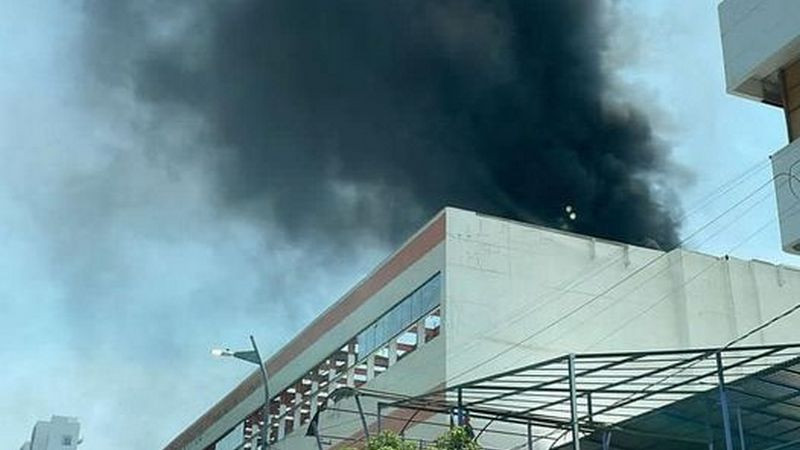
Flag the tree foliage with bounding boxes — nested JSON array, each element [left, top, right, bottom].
[[342, 427, 481, 450], [431, 427, 480, 450], [342, 431, 416, 450]]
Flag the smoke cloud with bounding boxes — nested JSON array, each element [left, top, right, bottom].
[[84, 0, 682, 249]]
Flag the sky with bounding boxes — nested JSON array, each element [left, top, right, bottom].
[[1, 1, 797, 449]]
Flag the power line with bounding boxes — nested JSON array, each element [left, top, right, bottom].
[[586, 196, 800, 350], [445, 172, 781, 384], [441, 162, 779, 368]]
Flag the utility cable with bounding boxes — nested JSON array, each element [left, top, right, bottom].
[[445, 174, 781, 384], [586, 195, 800, 350], [452, 158, 776, 357]]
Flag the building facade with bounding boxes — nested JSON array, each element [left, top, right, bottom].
[[719, 0, 800, 253], [164, 207, 800, 449], [20, 416, 81, 450]]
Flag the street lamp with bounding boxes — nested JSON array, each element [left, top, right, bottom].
[[212, 335, 271, 449]]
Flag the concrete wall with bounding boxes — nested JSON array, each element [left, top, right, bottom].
[[719, 0, 800, 101], [29, 416, 80, 450], [444, 208, 800, 386], [772, 139, 800, 253]]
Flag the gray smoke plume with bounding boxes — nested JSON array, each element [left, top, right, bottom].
[[84, 0, 682, 249]]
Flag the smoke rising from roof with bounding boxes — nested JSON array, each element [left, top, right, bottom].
[[85, 0, 682, 249]]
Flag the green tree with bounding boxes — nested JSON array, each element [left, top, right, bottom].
[[430, 426, 481, 450], [342, 431, 417, 450]]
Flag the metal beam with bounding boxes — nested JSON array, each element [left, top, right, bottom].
[[569, 354, 581, 450], [716, 352, 735, 450]]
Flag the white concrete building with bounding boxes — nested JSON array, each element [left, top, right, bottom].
[[164, 207, 800, 450], [21, 416, 81, 450], [719, 0, 800, 253]]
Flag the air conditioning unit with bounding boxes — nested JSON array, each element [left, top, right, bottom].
[[772, 140, 800, 254]]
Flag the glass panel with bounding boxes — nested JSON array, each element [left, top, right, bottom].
[[215, 422, 245, 450], [356, 272, 442, 358]]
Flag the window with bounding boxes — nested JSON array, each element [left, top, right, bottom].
[[356, 273, 442, 358], [62, 436, 72, 446]]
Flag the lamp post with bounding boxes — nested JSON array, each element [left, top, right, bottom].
[[212, 335, 271, 449]]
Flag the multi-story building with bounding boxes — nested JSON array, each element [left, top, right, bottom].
[[164, 207, 800, 450], [719, 0, 800, 253], [20, 416, 81, 450]]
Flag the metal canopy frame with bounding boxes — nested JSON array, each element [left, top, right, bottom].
[[387, 344, 800, 450]]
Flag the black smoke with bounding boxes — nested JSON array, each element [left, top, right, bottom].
[[84, 0, 682, 249]]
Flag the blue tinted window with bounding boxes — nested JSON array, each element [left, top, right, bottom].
[[356, 273, 442, 358]]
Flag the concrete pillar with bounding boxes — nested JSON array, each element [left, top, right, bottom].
[[388, 338, 398, 366], [416, 321, 426, 348], [668, 250, 691, 348], [278, 403, 287, 440], [747, 261, 766, 344], [310, 380, 319, 418], [366, 354, 375, 381], [721, 257, 740, 339], [249, 423, 260, 449], [327, 361, 337, 407], [293, 390, 303, 427], [346, 345, 356, 387]]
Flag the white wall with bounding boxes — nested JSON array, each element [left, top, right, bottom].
[[29, 417, 80, 450], [719, 0, 800, 100], [772, 139, 800, 253], [444, 208, 800, 385], [443, 208, 800, 449]]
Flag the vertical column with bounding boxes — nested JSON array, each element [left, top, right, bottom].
[[250, 423, 260, 449], [416, 321, 426, 348], [310, 379, 320, 418], [587, 393, 594, 423], [293, 388, 303, 428], [602, 432, 612, 450], [457, 388, 464, 426], [366, 354, 375, 381], [327, 360, 337, 407], [277, 402, 287, 440], [355, 394, 370, 440], [568, 354, 581, 450], [388, 338, 398, 366], [527, 422, 533, 450], [737, 407, 747, 450], [346, 343, 356, 387], [747, 261, 766, 344], [704, 399, 714, 450], [716, 352, 735, 450], [721, 257, 740, 339]]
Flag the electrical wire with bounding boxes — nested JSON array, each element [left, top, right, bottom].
[[586, 194, 800, 350], [535, 184, 783, 354], [445, 173, 782, 385], [442, 159, 777, 365], [599, 206, 800, 414]]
